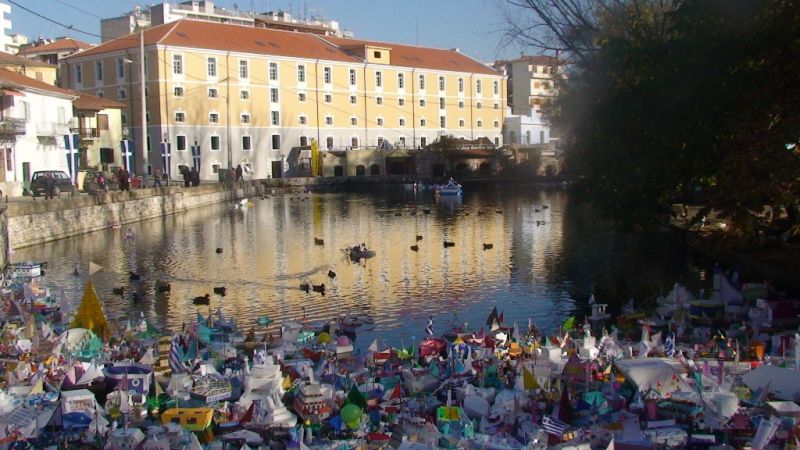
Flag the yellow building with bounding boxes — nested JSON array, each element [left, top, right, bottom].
[[62, 19, 505, 181]]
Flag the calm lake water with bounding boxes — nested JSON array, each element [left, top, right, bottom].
[[15, 186, 707, 349]]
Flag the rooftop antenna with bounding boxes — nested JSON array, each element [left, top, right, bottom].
[[415, 18, 419, 46], [303, 0, 307, 20]]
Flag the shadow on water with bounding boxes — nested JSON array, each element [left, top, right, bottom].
[[15, 185, 705, 349]]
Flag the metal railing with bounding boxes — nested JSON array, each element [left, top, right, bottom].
[[0, 118, 25, 135]]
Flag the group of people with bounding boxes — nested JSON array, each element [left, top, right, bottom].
[[180, 166, 201, 188]]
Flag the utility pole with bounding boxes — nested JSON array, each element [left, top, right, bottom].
[[139, 28, 149, 184]]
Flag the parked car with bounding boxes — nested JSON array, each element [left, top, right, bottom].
[[82, 170, 119, 194], [28, 170, 76, 198]]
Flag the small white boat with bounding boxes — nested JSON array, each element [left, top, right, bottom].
[[9, 262, 44, 278], [436, 179, 463, 196]]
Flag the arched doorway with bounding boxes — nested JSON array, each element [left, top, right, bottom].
[[370, 164, 380, 175], [356, 165, 366, 176], [334, 165, 344, 176]]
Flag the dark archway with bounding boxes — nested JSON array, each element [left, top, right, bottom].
[[356, 165, 366, 176], [370, 164, 380, 175], [479, 162, 491, 174], [334, 165, 344, 176]]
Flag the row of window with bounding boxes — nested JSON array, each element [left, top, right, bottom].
[[172, 110, 499, 128], [79, 56, 502, 98], [169, 85, 500, 110]]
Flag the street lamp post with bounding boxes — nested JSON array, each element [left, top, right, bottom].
[[139, 29, 148, 186]]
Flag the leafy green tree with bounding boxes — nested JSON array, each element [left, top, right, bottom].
[[500, 0, 800, 246]]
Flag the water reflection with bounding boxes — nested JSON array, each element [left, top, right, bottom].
[[15, 187, 701, 349]]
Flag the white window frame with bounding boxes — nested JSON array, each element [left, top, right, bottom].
[[299, 114, 308, 125], [439, 76, 445, 91], [239, 59, 249, 80], [420, 98, 426, 107], [324, 94, 332, 103], [493, 80, 499, 95], [397, 73, 405, 89], [75, 64, 82, 84], [458, 78, 464, 93], [176, 135, 187, 151], [174, 86, 184, 97], [419, 74, 426, 90], [350, 95, 357, 105], [297, 64, 306, 83], [242, 135, 252, 151], [271, 111, 280, 126], [398, 117, 406, 127], [375, 71, 382, 88], [210, 135, 221, 151], [323, 66, 332, 85], [270, 88, 279, 103], [325, 115, 333, 126], [298, 92, 307, 102], [269, 62, 278, 81], [241, 113, 251, 124], [349, 68, 357, 86], [95, 61, 103, 82], [376, 116, 384, 126], [207, 57, 217, 79], [420, 117, 427, 127], [208, 87, 219, 99], [173, 54, 183, 75], [116, 58, 125, 79], [240, 89, 250, 100], [350, 116, 358, 126], [209, 112, 220, 123], [376, 96, 383, 105], [476, 79, 482, 94]]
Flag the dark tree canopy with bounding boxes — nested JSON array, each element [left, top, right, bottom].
[[501, 0, 800, 245]]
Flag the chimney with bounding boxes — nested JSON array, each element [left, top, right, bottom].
[[451, 48, 460, 53]]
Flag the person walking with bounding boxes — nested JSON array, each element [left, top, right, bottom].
[[182, 166, 190, 188], [235, 164, 244, 182], [190, 166, 199, 187], [118, 167, 130, 192], [153, 167, 163, 188], [43, 173, 55, 200]]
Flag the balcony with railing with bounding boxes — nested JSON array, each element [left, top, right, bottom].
[[0, 117, 26, 136], [78, 127, 99, 140]]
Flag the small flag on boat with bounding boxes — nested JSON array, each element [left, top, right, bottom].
[[665, 333, 675, 357], [426, 316, 434, 336], [169, 334, 186, 374], [368, 338, 378, 353], [542, 415, 568, 437]]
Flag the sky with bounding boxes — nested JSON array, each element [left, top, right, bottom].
[[6, 0, 528, 63]]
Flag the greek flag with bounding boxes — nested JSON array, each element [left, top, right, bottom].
[[169, 334, 186, 374], [542, 415, 568, 437], [665, 333, 675, 357], [425, 316, 434, 336]]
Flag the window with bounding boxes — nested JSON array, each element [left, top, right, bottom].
[[399, 118, 405, 126], [398, 98, 405, 107], [495, 137, 500, 146], [298, 92, 306, 102], [439, 97, 445, 109], [399, 137, 406, 146], [117, 59, 125, 78], [419, 74, 426, 90], [208, 88, 218, 99], [210, 135, 220, 150], [459, 119, 465, 127], [176, 135, 187, 151], [173, 55, 183, 75], [376, 96, 383, 105], [493, 80, 499, 95], [324, 94, 332, 103], [440, 116, 446, 127], [351, 117, 358, 126], [269, 62, 278, 80], [458, 78, 463, 93], [209, 113, 219, 123], [459, 101, 464, 109], [75, 65, 82, 83], [297, 65, 306, 82], [117, 89, 126, 100], [494, 102, 499, 110], [351, 137, 359, 147], [270, 88, 278, 103], [373, 50, 381, 58], [239, 60, 249, 79], [323, 67, 331, 84], [325, 116, 333, 125], [242, 113, 251, 124], [420, 118, 426, 127], [175, 112, 185, 122], [174, 86, 184, 97], [420, 99, 426, 107], [300, 136, 308, 146], [420, 137, 427, 147], [326, 137, 334, 149], [477, 120, 483, 127], [299, 115, 307, 125], [439, 76, 445, 91], [271, 111, 279, 125], [476, 79, 482, 93], [377, 137, 384, 146], [242, 136, 252, 151], [207, 57, 217, 78], [494, 120, 500, 127], [240, 90, 250, 100], [476, 102, 482, 110], [350, 95, 357, 104], [95, 61, 103, 81], [376, 117, 384, 126], [349, 68, 356, 86], [272, 134, 281, 149], [375, 71, 382, 87], [212, 164, 220, 173], [397, 73, 404, 89]]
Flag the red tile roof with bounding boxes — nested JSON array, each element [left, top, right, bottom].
[[0, 51, 55, 68], [71, 20, 360, 63], [323, 36, 500, 76], [73, 93, 125, 110], [19, 38, 93, 55], [68, 20, 501, 76], [0, 68, 74, 97]]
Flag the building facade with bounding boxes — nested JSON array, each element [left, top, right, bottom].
[[0, 68, 75, 196], [19, 38, 93, 67], [72, 94, 125, 171], [63, 20, 505, 181]]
